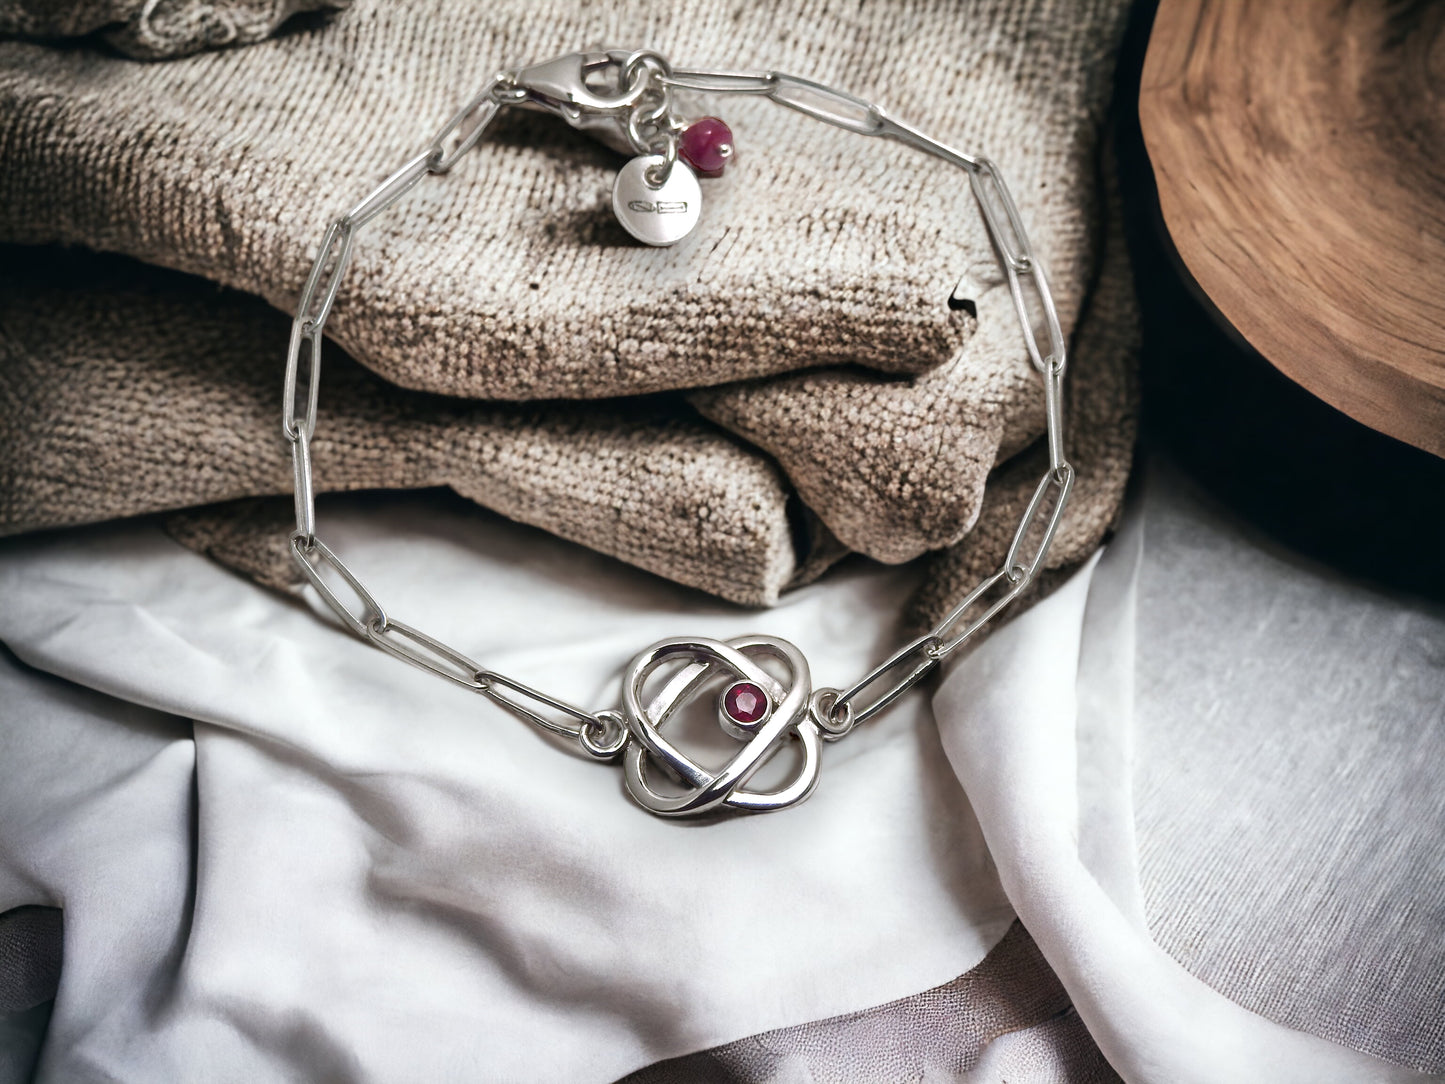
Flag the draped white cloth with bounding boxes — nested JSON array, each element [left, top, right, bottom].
[[0, 494, 1012, 1082], [1, 466, 1441, 1081]]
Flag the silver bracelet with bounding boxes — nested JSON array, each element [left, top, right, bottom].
[[281, 49, 1072, 819]]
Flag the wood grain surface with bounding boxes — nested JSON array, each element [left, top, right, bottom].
[[1140, 0, 1445, 458]]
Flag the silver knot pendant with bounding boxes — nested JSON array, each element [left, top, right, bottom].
[[621, 636, 822, 816]]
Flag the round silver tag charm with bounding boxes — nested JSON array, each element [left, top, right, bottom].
[[612, 155, 701, 246]]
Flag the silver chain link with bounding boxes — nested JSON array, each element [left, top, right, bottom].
[[279, 56, 1072, 755]]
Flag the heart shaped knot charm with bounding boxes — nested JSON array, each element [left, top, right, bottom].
[[621, 635, 822, 817]]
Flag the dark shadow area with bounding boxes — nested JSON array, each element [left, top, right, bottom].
[[0, 905, 61, 1083]]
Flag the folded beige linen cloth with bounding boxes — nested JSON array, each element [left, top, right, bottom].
[[0, 247, 836, 605], [0, 0, 347, 58], [0, 0, 1135, 556], [0, 199, 1132, 615]]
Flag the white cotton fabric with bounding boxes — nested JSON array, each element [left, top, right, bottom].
[[933, 492, 1440, 1084], [0, 495, 1014, 1083], [3, 470, 1442, 1082]]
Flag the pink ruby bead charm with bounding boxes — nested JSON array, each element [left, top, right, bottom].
[[679, 116, 734, 177], [723, 680, 769, 725]]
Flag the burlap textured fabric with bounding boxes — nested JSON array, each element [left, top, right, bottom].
[[0, 0, 348, 58], [0, 248, 832, 605], [0, 0, 1136, 580]]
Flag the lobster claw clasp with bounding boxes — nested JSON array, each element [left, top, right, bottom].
[[512, 51, 650, 122]]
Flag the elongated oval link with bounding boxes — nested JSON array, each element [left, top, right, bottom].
[[830, 634, 942, 729], [427, 88, 504, 174], [291, 426, 315, 543], [768, 73, 885, 134], [969, 157, 1032, 271], [1004, 258, 1067, 377], [476, 670, 603, 741], [932, 568, 1026, 656], [346, 151, 434, 228], [664, 68, 777, 95], [1044, 365, 1066, 471], [365, 616, 487, 691], [282, 218, 352, 440], [297, 218, 355, 330], [291, 536, 386, 637], [1036, 262, 1067, 378], [875, 115, 982, 170], [282, 317, 323, 441], [1004, 465, 1075, 586]]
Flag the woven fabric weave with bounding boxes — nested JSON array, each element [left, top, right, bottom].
[[0, 249, 825, 605], [0, 0, 348, 58], [0, 0, 1136, 613]]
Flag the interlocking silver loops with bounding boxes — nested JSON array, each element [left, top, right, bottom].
[[274, 48, 1076, 813], [622, 636, 820, 816]]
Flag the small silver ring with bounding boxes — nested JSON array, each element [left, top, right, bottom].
[[622, 50, 672, 92], [810, 688, 855, 742], [581, 709, 629, 760], [642, 133, 678, 188]]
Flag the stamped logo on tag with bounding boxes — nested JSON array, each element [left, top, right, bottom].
[[626, 200, 689, 214], [612, 155, 701, 245]]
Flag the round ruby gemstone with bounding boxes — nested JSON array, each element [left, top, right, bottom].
[[679, 116, 734, 177], [723, 681, 768, 724]]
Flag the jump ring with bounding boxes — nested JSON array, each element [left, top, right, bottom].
[[810, 688, 855, 742], [622, 49, 672, 92], [581, 709, 629, 760], [643, 133, 678, 188]]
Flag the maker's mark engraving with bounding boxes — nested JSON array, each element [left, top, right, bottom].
[[612, 155, 701, 246], [621, 635, 821, 816], [626, 200, 689, 214]]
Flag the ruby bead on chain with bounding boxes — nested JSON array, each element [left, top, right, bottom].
[[679, 116, 734, 177]]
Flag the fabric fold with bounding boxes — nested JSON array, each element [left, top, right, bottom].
[[933, 474, 1443, 1083], [0, 248, 817, 606], [0, 0, 349, 59], [0, 0, 1138, 581], [0, 493, 1015, 1082]]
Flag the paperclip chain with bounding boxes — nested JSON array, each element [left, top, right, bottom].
[[280, 56, 1072, 760]]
